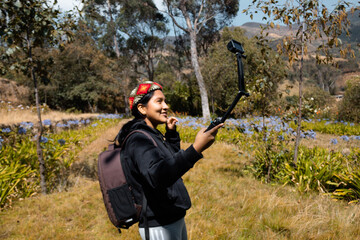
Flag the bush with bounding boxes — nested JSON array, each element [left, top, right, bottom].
[[330, 170, 360, 204], [338, 77, 360, 123], [304, 87, 330, 108]]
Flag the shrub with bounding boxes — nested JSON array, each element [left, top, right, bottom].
[[330, 170, 360, 204], [283, 147, 345, 193], [0, 160, 37, 209], [338, 77, 360, 123]]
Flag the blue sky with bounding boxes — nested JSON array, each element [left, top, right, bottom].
[[56, 0, 358, 29]]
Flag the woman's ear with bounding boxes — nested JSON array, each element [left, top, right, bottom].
[[137, 104, 147, 116]]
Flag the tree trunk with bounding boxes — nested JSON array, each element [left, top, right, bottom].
[[28, 37, 46, 194], [189, 31, 211, 120], [318, 68, 325, 91], [177, 0, 211, 120], [107, 0, 120, 58], [293, 20, 306, 165]]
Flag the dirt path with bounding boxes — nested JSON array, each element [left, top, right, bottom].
[[69, 119, 130, 180], [76, 119, 130, 163]]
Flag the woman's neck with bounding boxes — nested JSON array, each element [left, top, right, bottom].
[[144, 118, 157, 129]]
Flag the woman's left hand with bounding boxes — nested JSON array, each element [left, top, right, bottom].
[[166, 117, 178, 130]]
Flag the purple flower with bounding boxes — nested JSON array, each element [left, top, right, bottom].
[[20, 122, 33, 129], [2, 128, 11, 133], [43, 119, 51, 126], [330, 138, 338, 145], [18, 127, 27, 134], [340, 135, 349, 142], [58, 139, 66, 146], [40, 136, 48, 143]]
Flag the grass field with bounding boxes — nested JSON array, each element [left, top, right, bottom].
[[0, 108, 98, 125], [1, 119, 360, 240]]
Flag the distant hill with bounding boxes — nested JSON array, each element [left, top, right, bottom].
[[346, 9, 360, 43], [237, 10, 359, 52]]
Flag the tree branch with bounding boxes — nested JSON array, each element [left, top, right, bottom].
[[196, 14, 215, 34], [194, 0, 205, 28], [164, 1, 189, 33]]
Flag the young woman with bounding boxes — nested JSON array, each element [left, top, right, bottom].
[[116, 81, 223, 240]]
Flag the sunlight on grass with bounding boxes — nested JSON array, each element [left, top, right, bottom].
[[0, 109, 99, 125], [1, 142, 359, 239]]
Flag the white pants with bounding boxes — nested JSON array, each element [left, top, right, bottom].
[[139, 217, 187, 240]]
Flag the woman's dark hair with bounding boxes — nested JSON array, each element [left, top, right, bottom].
[[115, 91, 155, 145]]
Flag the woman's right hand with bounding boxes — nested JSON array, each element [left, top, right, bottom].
[[193, 123, 224, 153]]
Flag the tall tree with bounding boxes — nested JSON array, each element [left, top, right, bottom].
[[0, 0, 74, 193], [119, 0, 169, 81], [245, 0, 355, 163], [164, 0, 239, 120]]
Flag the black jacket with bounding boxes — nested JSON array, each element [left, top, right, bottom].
[[121, 120, 203, 227]]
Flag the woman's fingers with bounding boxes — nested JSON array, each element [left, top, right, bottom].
[[207, 123, 224, 135], [167, 117, 178, 130]]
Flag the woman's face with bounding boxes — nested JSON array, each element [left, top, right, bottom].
[[138, 90, 169, 128]]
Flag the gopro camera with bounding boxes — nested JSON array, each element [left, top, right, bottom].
[[227, 39, 245, 54]]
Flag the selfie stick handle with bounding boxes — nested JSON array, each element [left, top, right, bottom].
[[205, 49, 249, 132]]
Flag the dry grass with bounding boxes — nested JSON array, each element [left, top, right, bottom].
[[0, 109, 99, 125], [1, 141, 359, 240]]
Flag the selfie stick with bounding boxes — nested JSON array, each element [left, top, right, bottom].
[[205, 40, 250, 132]]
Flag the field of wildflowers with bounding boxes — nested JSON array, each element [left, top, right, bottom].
[[0, 113, 123, 209], [160, 116, 360, 203], [1, 113, 359, 209]]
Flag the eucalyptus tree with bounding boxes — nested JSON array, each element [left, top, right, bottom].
[[164, 0, 239, 120], [118, 0, 169, 82], [245, 0, 356, 163], [0, 0, 74, 194], [82, 0, 125, 58]]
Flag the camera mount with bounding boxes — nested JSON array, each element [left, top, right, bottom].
[[205, 39, 250, 132]]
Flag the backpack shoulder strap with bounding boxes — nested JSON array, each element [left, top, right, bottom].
[[121, 130, 158, 148], [121, 129, 153, 240]]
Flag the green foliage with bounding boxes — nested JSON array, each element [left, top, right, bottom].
[[303, 87, 331, 110], [203, 27, 286, 117], [0, 0, 75, 74], [0, 159, 37, 209], [280, 88, 332, 121], [44, 24, 122, 113], [299, 120, 360, 136], [331, 170, 360, 204], [155, 60, 201, 115], [338, 77, 360, 123], [282, 148, 345, 193], [0, 117, 121, 208]]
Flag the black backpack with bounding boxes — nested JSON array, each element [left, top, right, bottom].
[[98, 130, 156, 239]]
